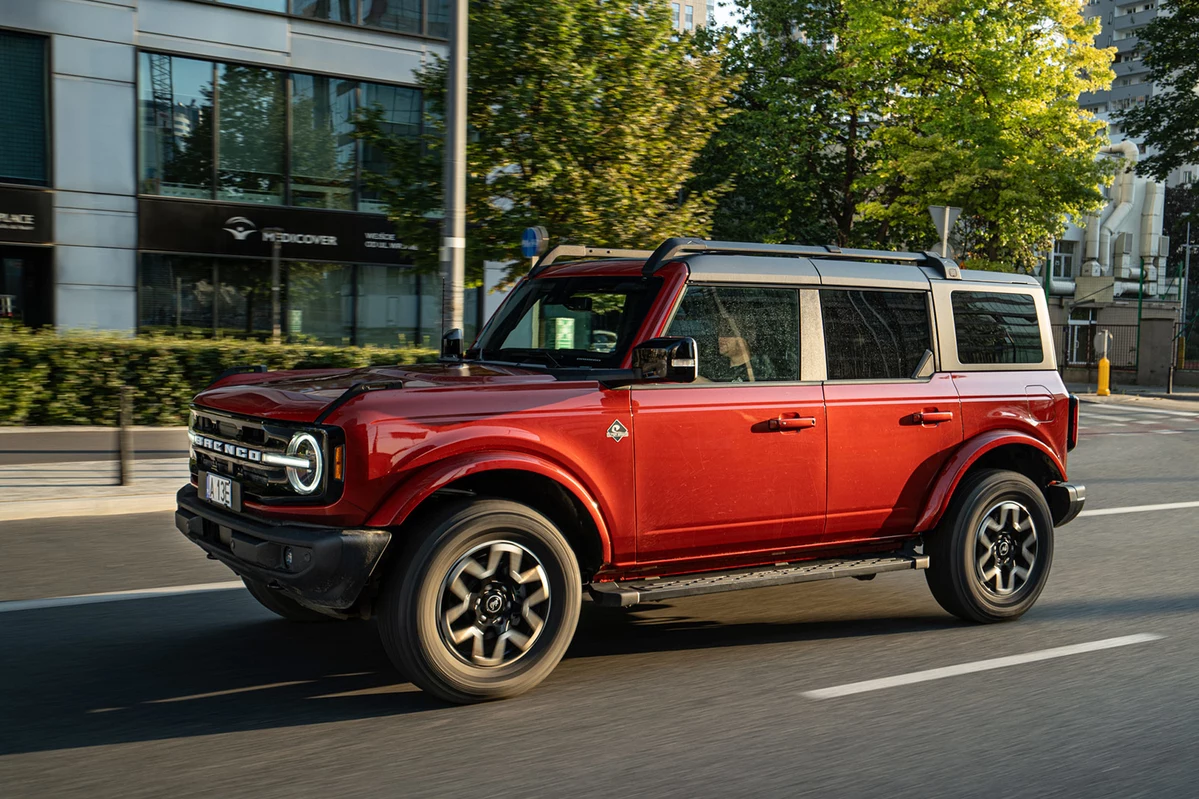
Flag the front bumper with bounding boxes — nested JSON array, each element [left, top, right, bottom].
[[175, 486, 391, 612], [1046, 482, 1086, 527]]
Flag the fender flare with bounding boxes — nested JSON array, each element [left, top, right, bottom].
[[365, 451, 613, 564], [914, 431, 1067, 533]]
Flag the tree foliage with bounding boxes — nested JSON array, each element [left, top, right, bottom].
[[1117, 0, 1199, 182], [710, 0, 1115, 269], [355, 0, 736, 283]]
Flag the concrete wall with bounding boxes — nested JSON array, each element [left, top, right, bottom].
[[0, 0, 446, 332]]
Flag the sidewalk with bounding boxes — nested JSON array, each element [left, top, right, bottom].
[[0, 458, 188, 522], [1066, 382, 1199, 411]]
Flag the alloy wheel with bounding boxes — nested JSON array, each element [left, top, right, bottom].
[[437, 540, 551, 667], [973, 500, 1038, 598]]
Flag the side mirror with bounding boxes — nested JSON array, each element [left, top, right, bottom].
[[632, 337, 698, 383], [441, 328, 464, 361]]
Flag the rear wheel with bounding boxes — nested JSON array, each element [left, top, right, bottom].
[[242, 577, 335, 622], [925, 469, 1054, 623], [378, 498, 581, 703]]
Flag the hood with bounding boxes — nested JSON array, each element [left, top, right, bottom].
[[193, 362, 555, 423]]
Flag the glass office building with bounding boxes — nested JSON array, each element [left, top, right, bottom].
[[0, 0, 489, 345]]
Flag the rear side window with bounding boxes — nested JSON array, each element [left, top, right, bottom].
[[820, 289, 932, 380], [666, 286, 799, 382], [952, 291, 1043, 364]]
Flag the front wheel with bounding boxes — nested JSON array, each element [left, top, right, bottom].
[[925, 469, 1054, 623], [378, 499, 582, 703]]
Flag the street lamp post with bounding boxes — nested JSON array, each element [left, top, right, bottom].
[[262, 227, 284, 345], [440, 0, 468, 342]]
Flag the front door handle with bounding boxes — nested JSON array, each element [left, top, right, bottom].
[[770, 416, 817, 431], [915, 411, 954, 424]]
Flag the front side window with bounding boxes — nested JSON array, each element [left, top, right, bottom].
[[472, 276, 664, 368], [821, 289, 931, 380], [0, 31, 48, 186], [952, 291, 1044, 364], [666, 286, 800, 382]]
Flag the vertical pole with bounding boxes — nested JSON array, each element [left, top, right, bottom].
[[1184, 222, 1192, 325], [941, 206, 950, 258], [176, 276, 182, 328], [1135, 256, 1145, 374], [440, 0, 468, 339], [271, 239, 282, 344], [118, 386, 133, 486]]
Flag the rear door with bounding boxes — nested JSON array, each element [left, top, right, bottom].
[[819, 283, 963, 542], [631, 284, 827, 564]]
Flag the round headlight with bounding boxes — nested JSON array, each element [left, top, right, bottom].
[[286, 432, 323, 494]]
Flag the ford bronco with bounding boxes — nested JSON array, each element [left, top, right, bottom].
[[176, 237, 1084, 703]]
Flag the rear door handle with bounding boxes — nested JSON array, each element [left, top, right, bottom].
[[915, 411, 954, 424], [770, 416, 817, 431]]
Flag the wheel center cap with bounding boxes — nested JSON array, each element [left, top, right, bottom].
[[484, 594, 505, 614], [997, 540, 1011, 557]]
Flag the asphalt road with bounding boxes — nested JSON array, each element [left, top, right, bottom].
[[3, 401, 1199, 797]]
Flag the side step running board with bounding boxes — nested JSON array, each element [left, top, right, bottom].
[[589, 552, 928, 608]]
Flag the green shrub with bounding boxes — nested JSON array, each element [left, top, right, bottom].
[[0, 324, 438, 426]]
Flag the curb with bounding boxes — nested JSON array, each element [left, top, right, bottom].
[[0, 493, 179, 522]]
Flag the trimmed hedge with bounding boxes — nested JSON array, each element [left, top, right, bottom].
[[0, 324, 438, 426]]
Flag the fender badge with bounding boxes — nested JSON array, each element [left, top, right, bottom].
[[606, 419, 629, 443]]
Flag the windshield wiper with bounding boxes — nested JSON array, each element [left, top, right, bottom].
[[504, 349, 563, 369]]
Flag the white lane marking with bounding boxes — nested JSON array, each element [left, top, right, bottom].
[[1081, 413, 1136, 423], [1087, 404, 1199, 419], [1155, 430, 1184, 435], [0, 581, 243, 614], [148, 680, 316, 704], [802, 634, 1163, 700], [1079, 500, 1199, 518]]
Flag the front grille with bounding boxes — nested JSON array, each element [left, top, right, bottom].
[[190, 409, 328, 504]]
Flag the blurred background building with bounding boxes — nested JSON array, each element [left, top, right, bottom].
[[0, 0, 501, 346]]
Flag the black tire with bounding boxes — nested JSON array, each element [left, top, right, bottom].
[[242, 577, 336, 622], [925, 469, 1054, 623], [378, 498, 581, 703]]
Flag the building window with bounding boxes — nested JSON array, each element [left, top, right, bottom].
[[1052, 240, 1077, 278], [362, 0, 422, 34], [0, 30, 48, 186], [706, 0, 714, 24], [291, 75, 358, 210], [217, 64, 287, 205], [671, 2, 680, 28], [684, 4, 694, 29], [359, 83, 423, 213], [222, 0, 288, 11], [138, 55, 215, 198], [138, 254, 439, 346], [291, 0, 357, 22], [138, 52, 422, 212], [1185, 170, 1194, 184]]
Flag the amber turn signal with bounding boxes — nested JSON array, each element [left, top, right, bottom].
[[333, 445, 344, 481]]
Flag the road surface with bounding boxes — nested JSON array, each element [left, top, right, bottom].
[[3, 401, 1199, 797]]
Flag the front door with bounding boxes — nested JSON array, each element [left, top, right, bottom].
[[632, 284, 827, 564], [818, 287, 963, 541]]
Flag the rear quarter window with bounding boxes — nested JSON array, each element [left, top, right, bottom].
[[951, 291, 1043, 364]]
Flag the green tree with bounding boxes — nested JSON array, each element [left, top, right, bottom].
[[1117, 0, 1199, 182], [854, 0, 1116, 270], [696, 0, 881, 246], [354, 0, 736, 282]]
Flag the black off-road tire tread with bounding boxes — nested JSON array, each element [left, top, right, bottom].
[[242, 577, 335, 622], [925, 468, 1055, 624], [377, 498, 582, 704]]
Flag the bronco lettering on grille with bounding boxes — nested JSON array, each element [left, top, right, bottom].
[[193, 435, 263, 463]]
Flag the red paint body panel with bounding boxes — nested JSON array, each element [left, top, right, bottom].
[[910, 371, 1071, 532], [630, 383, 826, 563], [823, 374, 962, 539]]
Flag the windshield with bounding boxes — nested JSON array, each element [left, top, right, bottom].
[[470, 275, 664, 368]]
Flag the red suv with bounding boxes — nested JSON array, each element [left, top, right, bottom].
[[176, 238, 1084, 703]]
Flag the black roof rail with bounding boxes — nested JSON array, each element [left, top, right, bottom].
[[640, 237, 961, 280], [529, 245, 655, 277]]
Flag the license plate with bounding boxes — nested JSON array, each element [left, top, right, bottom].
[[205, 473, 234, 509]]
